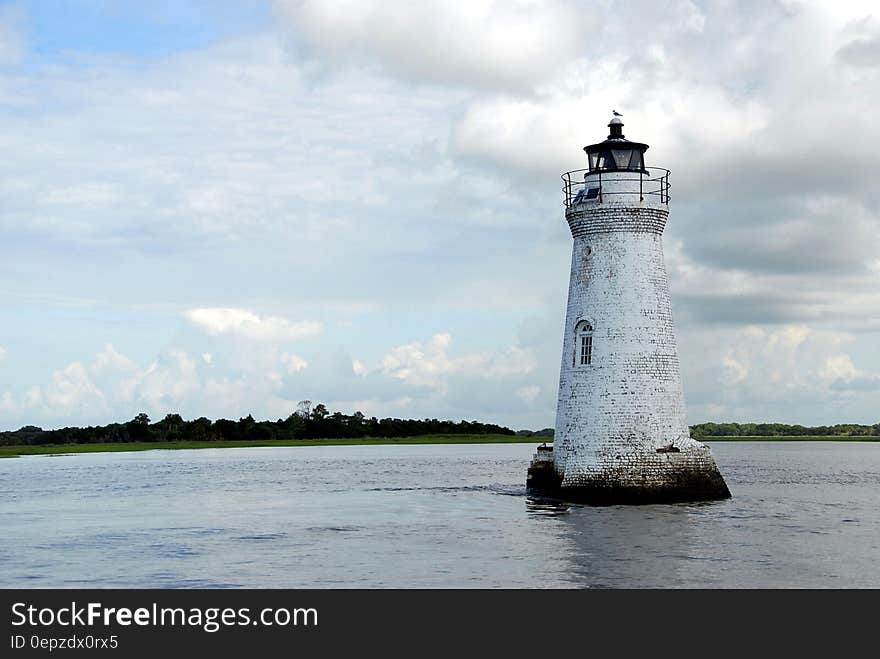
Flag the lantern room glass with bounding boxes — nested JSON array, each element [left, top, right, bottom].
[[611, 149, 633, 168], [588, 148, 644, 173], [612, 149, 643, 170]]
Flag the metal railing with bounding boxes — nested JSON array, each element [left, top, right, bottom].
[[561, 166, 671, 208]]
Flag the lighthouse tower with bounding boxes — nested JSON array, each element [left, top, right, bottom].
[[527, 116, 730, 503]]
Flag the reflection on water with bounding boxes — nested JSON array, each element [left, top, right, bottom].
[[2, 442, 880, 588], [525, 497, 570, 517], [555, 503, 697, 588]]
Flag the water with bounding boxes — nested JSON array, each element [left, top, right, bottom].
[[1, 442, 878, 588]]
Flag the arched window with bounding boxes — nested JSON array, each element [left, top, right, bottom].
[[574, 321, 593, 366]]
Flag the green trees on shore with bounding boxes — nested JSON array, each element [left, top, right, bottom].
[[690, 422, 880, 438], [0, 402, 515, 447], [4, 411, 879, 447]]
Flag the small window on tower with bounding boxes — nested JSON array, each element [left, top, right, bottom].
[[580, 334, 592, 365], [574, 321, 594, 366]]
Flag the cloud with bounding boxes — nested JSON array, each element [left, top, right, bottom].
[[681, 324, 880, 423], [822, 354, 880, 391], [30, 362, 110, 421], [275, 0, 586, 90], [820, 354, 859, 382], [0, 345, 6, 361], [0, 328, 545, 429], [0, 342, 293, 427], [381, 333, 459, 389], [380, 333, 536, 391], [184, 308, 322, 342], [124, 350, 201, 412], [834, 12, 880, 67], [680, 198, 880, 277], [836, 35, 880, 67], [280, 352, 308, 373], [92, 343, 137, 373]]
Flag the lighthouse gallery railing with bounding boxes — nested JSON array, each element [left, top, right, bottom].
[[561, 167, 670, 208]]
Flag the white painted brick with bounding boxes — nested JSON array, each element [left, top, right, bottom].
[[551, 188, 728, 495]]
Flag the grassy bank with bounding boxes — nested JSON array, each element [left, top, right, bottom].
[[0, 434, 537, 458], [701, 436, 880, 442], [3, 434, 878, 458]]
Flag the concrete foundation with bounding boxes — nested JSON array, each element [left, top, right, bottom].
[[527, 445, 730, 504]]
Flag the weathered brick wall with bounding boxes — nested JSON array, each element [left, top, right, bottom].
[[552, 199, 726, 492]]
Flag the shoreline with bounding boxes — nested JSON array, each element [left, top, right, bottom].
[[1, 434, 879, 458], [701, 436, 880, 442], [0, 434, 537, 458]]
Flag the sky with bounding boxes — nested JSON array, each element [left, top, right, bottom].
[[0, 0, 878, 431]]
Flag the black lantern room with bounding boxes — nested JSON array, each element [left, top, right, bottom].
[[584, 117, 648, 173]]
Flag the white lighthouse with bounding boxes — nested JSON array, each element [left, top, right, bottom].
[[527, 115, 730, 503]]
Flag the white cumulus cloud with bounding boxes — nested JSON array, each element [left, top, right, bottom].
[[277, 0, 587, 89], [92, 343, 137, 373], [280, 352, 309, 373], [381, 333, 536, 391], [33, 362, 110, 420], [184, 308, 322, 342], [682, 324, 880, 422]]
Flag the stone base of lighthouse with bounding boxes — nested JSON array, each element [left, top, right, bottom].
[[527, 442, 730, 504]]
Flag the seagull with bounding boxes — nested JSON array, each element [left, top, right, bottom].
[[612, 110, 623, 116]]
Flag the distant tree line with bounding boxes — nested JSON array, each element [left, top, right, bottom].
[[6, 411, 877, 447], [0, 401, 515, 447], [690, 422, 880, 438], [515, 428, 554, 438]]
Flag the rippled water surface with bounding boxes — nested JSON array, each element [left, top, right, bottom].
[[2, 442, 879, 588]]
